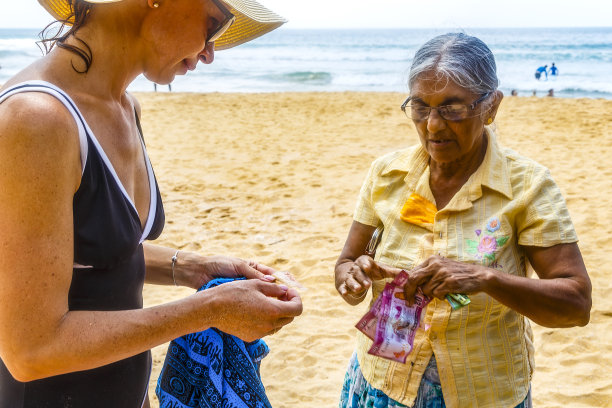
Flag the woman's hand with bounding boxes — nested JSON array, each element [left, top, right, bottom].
[[335, 255, 401, 305], [402, 245, 591, 328], [143, 244, 277, 289], [191, 254, 276, 288], [335, 221, 399, 305], [402, 255, 488, 305], [202, 279, 303, 342]]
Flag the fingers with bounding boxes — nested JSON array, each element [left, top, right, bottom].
[[354, 256, 376, 282], [236, 259, 275, 281], [421, 278, 446, 300], [336, 257, 400, 303], [354, 256, 402, 281], [345, 267, 370, 292], [376, 262, 405, 280], [257, 280, 290, 298], [247, 260, 276, 277], [403, 260, 436, 305], [254, 282, 303, 317], [272, 288, 304, 317]]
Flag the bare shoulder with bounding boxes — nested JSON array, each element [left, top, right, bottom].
[[0, 91, 81, 190]]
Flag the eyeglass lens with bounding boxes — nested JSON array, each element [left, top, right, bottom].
[[408, 105, 469, 122], [207, 0, 235, 43]]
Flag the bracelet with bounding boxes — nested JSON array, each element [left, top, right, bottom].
[[171, 250, 180, 286]]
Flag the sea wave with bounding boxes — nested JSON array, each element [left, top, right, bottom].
[[267, 71, 333, 85], [1, 27, 611, 99]]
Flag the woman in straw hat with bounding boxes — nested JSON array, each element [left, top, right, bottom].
[[335, 33, 591, 408], [0, 0, 301, 406]]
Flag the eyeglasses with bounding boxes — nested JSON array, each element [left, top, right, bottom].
[[207, 0, 236, 44], [401, 92, 491, 122]]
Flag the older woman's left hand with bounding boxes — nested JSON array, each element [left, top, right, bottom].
[[402, 255, 490, 304]]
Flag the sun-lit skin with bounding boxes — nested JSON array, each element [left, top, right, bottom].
[[409, 71, 502, 181], [139, 0, 227, 84], [0, 0, 304, 388]]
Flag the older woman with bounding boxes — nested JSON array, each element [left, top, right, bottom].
[[0, 0, 302, 406], [335, 33, 591, 408]]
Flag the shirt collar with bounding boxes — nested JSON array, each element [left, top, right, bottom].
[[380, 128, 513, 203], [469, 128, 513, 201]]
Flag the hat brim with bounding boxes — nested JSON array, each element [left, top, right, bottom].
[[214, 0, 286, 50], [37, 0, 286, 50]]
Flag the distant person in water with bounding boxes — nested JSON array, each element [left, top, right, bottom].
[[547, 88, 555, 97], [550, 63, 559, 76], [535, 65, 548, 80]]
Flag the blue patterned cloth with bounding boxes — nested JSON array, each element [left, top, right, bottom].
[[339, 352, 532, 408], [156, 278, 272, 408]]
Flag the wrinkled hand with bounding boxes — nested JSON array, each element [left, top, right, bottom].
[[403, 255, 488, 305], [203, 279, 303, 342], [190, 255, 276, 289], [335, 255, 402, 305]]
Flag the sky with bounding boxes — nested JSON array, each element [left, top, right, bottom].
[[1, 0, 611, 29]]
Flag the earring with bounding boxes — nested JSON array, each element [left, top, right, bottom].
[[487, 118, 493, 124], [153, 2, 160, 7]]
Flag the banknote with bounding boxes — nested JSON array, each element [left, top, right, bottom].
[[355, 286, 386, 340], [271, 270, 307, 292], [368, 284, 430, 363], [355, 270, 472, 363], [355, 270, 410, 340], [445, 293, 471, 310], [355, 270, 430, 363]]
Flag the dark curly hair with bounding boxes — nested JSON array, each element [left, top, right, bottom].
[[37, 1, 94, 73]]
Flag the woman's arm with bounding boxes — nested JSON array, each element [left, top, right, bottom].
[[403, 243, 591, 328], [335, 221, 400, 305], [143, 243, 277, 289], [484, 243, 591, 327], [0, 94, 302, 382]]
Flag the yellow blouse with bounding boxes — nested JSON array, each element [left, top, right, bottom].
[[353, 129, 577, 408]]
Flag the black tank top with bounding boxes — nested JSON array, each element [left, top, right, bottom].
[[0, 81, 165, 407]]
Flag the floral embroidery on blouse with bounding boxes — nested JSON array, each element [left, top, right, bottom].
[[466, 217, 509, 265]]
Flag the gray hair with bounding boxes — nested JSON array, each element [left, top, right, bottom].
[[408, 33, 499, 95]]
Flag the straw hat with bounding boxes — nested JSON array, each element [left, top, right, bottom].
[[37, 0, 287, 50]]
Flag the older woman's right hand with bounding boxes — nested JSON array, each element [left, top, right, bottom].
[[335, 255, 400, 305], [201, 279, 303, 342]]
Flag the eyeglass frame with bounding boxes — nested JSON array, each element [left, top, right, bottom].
[[207, 0, 236, 45], [400, 92, 492, 122]]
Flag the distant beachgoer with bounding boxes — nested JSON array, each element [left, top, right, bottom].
[[511, 89, 518, 96], [532, 90, 537, 96], [547, 88, 555, 97], [550, 63, 559, 76], [154, 82, 173, 92], [535, 65, 548, 80]]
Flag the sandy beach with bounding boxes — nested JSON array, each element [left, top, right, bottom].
[[136, 91, 612, 408]]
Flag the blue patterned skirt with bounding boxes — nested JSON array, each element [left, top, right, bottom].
[[339, 352, 532, 408]]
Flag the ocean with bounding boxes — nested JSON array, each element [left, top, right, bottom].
[[1, 27, 611, 98]]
